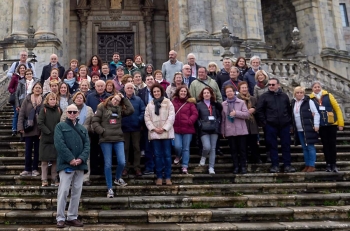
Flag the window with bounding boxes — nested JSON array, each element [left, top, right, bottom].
[[340, 3, 349, 27]]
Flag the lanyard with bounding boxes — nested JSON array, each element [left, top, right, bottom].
[[206, 104, 212, 116], [294, 100, 302, 113], [230, 80, 238, 91]]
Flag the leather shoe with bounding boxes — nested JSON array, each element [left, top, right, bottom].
[[66, 219, 83, 227], [284, 165, 296, 173], [122, 169, 128, 177], [307, 166, 315, 172], [270, 165, 280, 173], [135, 169, 142, 177], [56, 220, 65, 228], [301, 166, 309, 172], [240, 167, 247, 174], [233, 167, 239, 174], [83, 181, 91, 186]]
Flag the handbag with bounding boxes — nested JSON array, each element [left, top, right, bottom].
[[199, 119, 216, 133], [327, 111, 335, 124], [23, 118, 34, 132], [8, 93, 16, 105]]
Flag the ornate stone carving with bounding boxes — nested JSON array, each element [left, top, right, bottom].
[[77, 9, 90, 64], [110, 0, 122, 9], [291, 27, 304, 57], [142, 1, 154, 64], [219, 25, 234, 58], [24, 26, 38, 63], [244, 44, 252, 59]]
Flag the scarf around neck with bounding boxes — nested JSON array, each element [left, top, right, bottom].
[[153, 96, 164, 115], [257, 79, 268, 89], [77, 103, 87, 124], [226, 97, 236, 112], [314, 91, 322, 100], [26, 79, 34, 94], [239, 93, 252, 109], [64, 78, 76, 88]]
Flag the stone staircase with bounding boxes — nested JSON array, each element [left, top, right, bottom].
[[0, 104, 350, 230]]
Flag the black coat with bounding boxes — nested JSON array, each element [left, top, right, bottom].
[[256, 89, 292, 128], [40, 62, 65, 85], [291, 96, 319, 145], [216, 69, 230, 91], [137, 87, 151, 106], [196, 101, 222, 136]]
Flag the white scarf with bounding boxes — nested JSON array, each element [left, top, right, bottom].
[[26, 79, 34, 95], [314, 91, 322, 100]]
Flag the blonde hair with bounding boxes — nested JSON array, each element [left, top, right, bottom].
[[80, 79, 90, 88], [207, 62, 219, 73], [255, 70, 269, 81], [43, 92, 58, 105], [293, 86, 305, 97]]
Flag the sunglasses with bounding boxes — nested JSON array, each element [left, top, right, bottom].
[[268, 84, 276, 86], [67, 111, 78, 114]]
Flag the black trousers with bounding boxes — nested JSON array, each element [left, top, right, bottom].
[[247, 134, 260, 163], [227, 135, 247, 167], [319, 125, 338, 165], [90, 133, 104, 175]]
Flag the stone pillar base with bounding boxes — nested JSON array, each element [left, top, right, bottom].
[[186, 30, 208, 38], [34, 31, 56, 39]]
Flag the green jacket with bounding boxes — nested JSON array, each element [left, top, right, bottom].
[[189, 76, 223, 103], [54, 118, 90, 173], [92, 97, 134, 143], [37, 104, 62, 161]]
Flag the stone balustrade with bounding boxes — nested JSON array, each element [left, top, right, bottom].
[[0, 59, 17, 76], [0, 74, 10, 108]]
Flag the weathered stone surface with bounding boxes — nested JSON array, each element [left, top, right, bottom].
[[179, 222, 237, 231], [148, 209, 212, 223], [99, 210, 148, 223]]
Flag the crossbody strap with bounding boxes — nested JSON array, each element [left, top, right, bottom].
[[175, 102, 187, 116]]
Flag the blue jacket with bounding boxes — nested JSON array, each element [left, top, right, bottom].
[[243, 68, 257, 96], [122, 94, 145, 132], [109, 61, 124, 75], [86, 91, 111, 112]]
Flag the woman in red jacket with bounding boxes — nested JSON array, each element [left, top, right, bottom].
[[172, 85, 198, 174], [8, 64, 27, 136]]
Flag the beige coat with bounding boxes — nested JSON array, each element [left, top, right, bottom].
[[144, 98, 175, 140], [43, 78, 61, 95]]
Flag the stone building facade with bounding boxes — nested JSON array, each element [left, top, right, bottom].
[[0, 0, 350, 79]]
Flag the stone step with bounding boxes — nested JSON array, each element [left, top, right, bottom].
[[0, 193, 349, 211], [2, 161, 350, 176], [1, 182, 350, 197], [0, 206, 349, 224], [2, 221, 350, 231]]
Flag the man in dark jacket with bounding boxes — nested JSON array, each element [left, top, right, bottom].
[[243, 55, 261, 96], [182, 64, 196, 88], [100, 63, 115, 82], [256, 78, 295, 173], [86, 80, 111, 176], [54, 104, 89, 228], [122, 83, 145, 177], [187, 53, 202, 78], [40, 54, 65, 85], [138, 75, 155, 175], [216, 57, 232, 91]]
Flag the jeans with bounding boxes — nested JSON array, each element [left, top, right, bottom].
[[100, 142, 126, 189], [265, 124, 291, 167], [124, 131, 141, 171], [143, 129, 154, 171], [297, 132, 316, 167], [25, 136, 40, 171], [151, 139, 172, 179], [174, 133, 192, 168], [12, 104, 18, 131], [319, 125, 338, 165], [227, 135, 247, 167], [201, 134, 218, 169], [56, 170, 84, 222]]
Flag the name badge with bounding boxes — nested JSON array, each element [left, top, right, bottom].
[[111, 113, 118, 117], [208, 116, 215, 121], [319, 106, 326, 110], [236, 91, 239, 95], [109, 119, 117, 124]]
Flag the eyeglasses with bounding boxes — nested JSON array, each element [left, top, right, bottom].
[[67, 111, 78, 114], [268, 84, 276, 86]]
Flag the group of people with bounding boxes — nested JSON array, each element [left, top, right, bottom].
[[6, 50, 344, 228]]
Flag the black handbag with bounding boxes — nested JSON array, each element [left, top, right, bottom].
[[199, 119, 216, 133], [8, 93, 15, 105], [23, 118, 34, 133]]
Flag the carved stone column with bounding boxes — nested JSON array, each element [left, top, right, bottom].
[[35, 0, 56, 38], [142, 8, 154, 65], [186, 0, 208, 37], [11, 0, 30, 38], [211, 0, 228, 35], [77, 9, 90, 65]]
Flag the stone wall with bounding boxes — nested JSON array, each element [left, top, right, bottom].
[[261, 0, 297, 58], [340, 0, 350, 52]]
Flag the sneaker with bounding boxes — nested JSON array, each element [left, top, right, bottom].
[[325, 164, 332, 172], [141, 150, 145, 157], [19, 171, 32, 176], [114, 178, 127, 187], [182, 167, 188, 174], [48, 161, 52, 167], [32, 170, 40, 176], [270, 165, 280, 173], [332, 164, 339, 173], [107, 188, 114, 198], [174, 156, 182, 165], [42, 180, 48, 187], [209, 167, 215, 174], [51, 179, 59, 187], [199, 157, 206, 166], [142, 169, 154, 175], [284, 165, 296, 173]]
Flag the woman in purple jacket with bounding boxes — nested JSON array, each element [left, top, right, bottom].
[[172, 85, 198, 174], [221, 85, 250, 174]]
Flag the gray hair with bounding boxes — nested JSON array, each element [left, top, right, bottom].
[[249, 55, 261, 65], [311, 81, 323, 88], [187, 53, 196, 59]]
